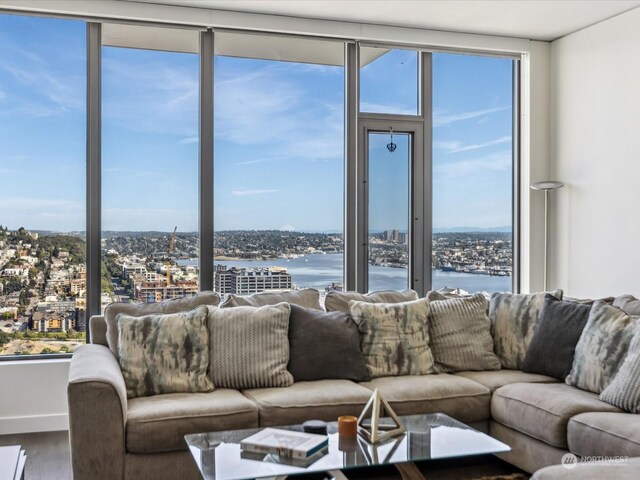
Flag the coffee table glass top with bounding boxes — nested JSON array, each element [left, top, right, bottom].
[[185, 413, 510, 480]]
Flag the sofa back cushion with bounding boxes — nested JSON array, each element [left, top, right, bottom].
[[567, 300, 638, 393], [489, 289, 562, 369], [287, 304, 370, 382], [117, 306, 213, 398], [613, 294, 640, 316], [349, 298, 435, 378], [428, 293, 501, 373], [325, 289, 419, 313], [208, 303, 294, 389], [220, 288, 321, 310], [105, 291, 220, 360], [600, 323, 640, 412], [521, 294, 591, 380]]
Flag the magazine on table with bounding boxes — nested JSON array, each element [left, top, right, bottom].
[[240, 428, 329, 460]]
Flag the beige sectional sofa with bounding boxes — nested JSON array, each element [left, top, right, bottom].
[[67, 314, 640, 480]]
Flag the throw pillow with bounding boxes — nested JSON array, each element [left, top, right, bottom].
[[220, 288, 321, 310], [613, 294, 640, 316], [325, 289, 419, 313], [349, 298, 435, 378], [287, 304, 370, 382], [489, 289, 563, 369], [566, 300, 638, 393], [600, 324, 640, 413], [521, 294, 591, 379], [208, 302, 294, 389], [105, 291, 220, 360], [117, 306, 213, 399], [428, 294, 501, 373]]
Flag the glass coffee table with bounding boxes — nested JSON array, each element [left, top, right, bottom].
[[185, 413, 510, 480]]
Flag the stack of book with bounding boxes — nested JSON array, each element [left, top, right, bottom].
[[0, 445, 26, 480], [240, 428, 329, 467]]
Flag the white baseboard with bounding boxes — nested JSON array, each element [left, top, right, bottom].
[[0, 413, 68, 435]]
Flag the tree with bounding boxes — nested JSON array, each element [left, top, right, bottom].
[[0, 331, 10, 347], [40, 347, 54, 354]]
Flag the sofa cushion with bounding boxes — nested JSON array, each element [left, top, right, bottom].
[[568, 412, 640, 457], [613, 294, 640, 315], [325, 289, 419, 313], [566, 300, 638, 393], [349, 298, 435, 378], [521, 294, 591, 380], [117, 306, 213, 398], [455, 370, 558, 392], [220, 288, 321, 310], [532, 457, 640, 480], [208, 303, 293, 389], [489, 290, 563, 369], [287, 304, 370, 382], [243, 380, 373, 427], [360, 374, 491, 423], [428, 294, 501, 373], [600, 324, 640, 412], [491, 382, 621, 448], [105, 291, 220, 359], [126, 389, 258, 454]]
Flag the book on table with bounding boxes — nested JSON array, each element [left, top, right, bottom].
[[240, 428, 328, 460], [240, 445, 329, 467]]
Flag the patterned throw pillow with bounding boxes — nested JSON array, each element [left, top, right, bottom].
[[600, 324, 640, 412], [208, 303, 294, 389], [325, 289, 419, 313], [429, 294, 501, 373], [105, 291, 220, 360], [349, 298, 435, 378], [489, 290, 563, 369], [117, 306, 213, 399], [566, 301, 638, 393]]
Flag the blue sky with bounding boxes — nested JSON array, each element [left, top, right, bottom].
[[0, 14, 513, 234]]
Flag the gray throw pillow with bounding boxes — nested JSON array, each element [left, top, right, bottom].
[[117, 306, 213, 399], [521, 294, 591, 380], [566, 300, 638, 393], [349, 298, 435, 378], [428, 294, 501, 373], [600, 324, 640, 412], [208, 303, 294, 389], [287, 304, 370, 382], [613, 294, 640, 316], [105, 291, 220, 360], [326, 289, 419, 313], [489, 289, 563, 369], [220, 288, 321, 310]]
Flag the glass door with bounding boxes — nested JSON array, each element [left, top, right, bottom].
[[358, 120, 425, 294]]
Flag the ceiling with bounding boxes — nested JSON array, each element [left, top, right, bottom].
[[120, 0, 640, 41]]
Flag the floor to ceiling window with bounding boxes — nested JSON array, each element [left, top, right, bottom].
[[432, 53, 514, 294], [0, 14, 86, 355], [213, 33, 345, 299], [101, 25, 200, 307]]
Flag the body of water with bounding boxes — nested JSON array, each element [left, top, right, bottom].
[[179, 253, 512, 293]]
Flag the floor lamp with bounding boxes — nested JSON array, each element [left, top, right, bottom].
[[531, 181, 564, 291]]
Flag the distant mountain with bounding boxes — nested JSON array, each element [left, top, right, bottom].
[[433, 226, 512, 233]]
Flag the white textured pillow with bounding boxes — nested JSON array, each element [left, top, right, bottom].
[[207, 303, 293, 389], [429, 294, 501, 373], [600, 324, 640, 412]]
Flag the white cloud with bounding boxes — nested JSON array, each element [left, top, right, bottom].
[[178, 137, 198, 145], [0, 89, 5, 100], [279, 224, 295, 231], [231, 189, 280, 196], [359, 101, 416, 116], [434, 151, 512, 180], [437, 136, 511, 154], [433, 106, 511, 127]]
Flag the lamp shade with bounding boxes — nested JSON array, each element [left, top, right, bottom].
[[531, 181, 564, 191]]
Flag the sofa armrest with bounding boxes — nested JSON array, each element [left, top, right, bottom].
[[68, 344, 127, 480]]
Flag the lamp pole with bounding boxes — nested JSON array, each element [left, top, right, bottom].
[[531, 181, 564, 291]]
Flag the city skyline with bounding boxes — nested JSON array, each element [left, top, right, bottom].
[[1, 15, 513, 233]]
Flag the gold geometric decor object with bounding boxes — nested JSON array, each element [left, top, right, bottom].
[[357, 389, 405, 444]]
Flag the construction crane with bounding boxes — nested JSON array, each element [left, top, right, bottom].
[[166, 226, 177, 287]]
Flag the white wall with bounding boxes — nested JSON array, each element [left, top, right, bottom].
[[549, 7, 640, 298], [0, 359, 70, 434]]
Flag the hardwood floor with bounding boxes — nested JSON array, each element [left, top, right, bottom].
[[0, 430, 71, 480]]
